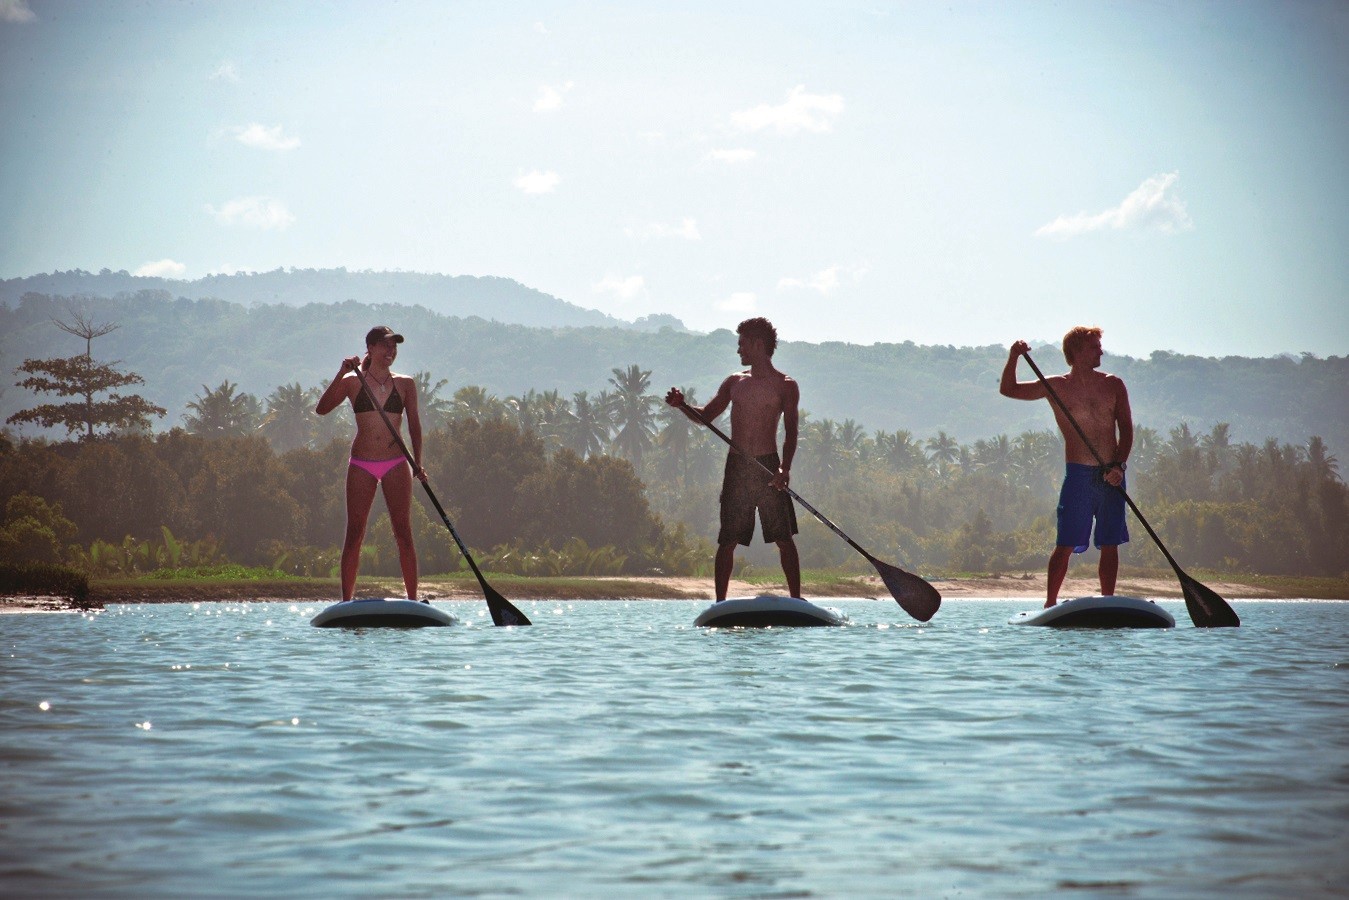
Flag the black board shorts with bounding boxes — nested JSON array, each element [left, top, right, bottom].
[[718, 452, 799, 546]]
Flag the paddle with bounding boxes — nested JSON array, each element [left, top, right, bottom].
[[351, 365, 531, 626], [1020, 351, 1239, 628], [678, 401, 941, 622]]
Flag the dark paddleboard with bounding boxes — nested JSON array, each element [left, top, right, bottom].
[[311, 598, 456, 628], [694, 595, 846, 628], [1008, 595, 1175, 629]]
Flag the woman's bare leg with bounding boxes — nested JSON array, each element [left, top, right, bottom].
[[341, 464, 380, 601], [382, 462, 419, 601]]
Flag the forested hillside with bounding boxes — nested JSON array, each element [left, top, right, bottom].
[[2, 288, 1344, 453], [2, 281, 1344, 582], [0, 268, 634, 330]]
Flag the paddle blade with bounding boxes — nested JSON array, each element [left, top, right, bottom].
[[1179, 571, 1239, 628], [872, 556, 942, 622], [485, 585, 531, 626]]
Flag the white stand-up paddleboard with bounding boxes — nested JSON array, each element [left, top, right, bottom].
[[694, 595, 846, 628], [1009, 595, 1175, 629], [311, 598, 456, 628]]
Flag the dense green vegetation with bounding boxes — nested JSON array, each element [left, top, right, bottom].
[[0, 417, 703, 580], [1, 272, 1344, 587], [1, 364, 1344, 584], [0, 561, 90, 605]]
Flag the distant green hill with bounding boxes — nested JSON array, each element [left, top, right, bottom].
[[1, 274, 1345, 453], [0, 267, 645, 331]]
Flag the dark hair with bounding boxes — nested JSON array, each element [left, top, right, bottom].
[[362, 325, 403, 370], [736, 317, 778, 357]]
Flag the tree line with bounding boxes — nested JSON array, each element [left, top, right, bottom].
[[3, 309, 1345, 583], [159, 361, 1347, 578], [0, 419, 704, 580], [2, 364, 1345, 582]]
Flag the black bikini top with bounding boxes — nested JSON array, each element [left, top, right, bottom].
[[352, 377, 404, 415]]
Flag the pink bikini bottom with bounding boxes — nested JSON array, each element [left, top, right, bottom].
[[349, 456, 405, 482]]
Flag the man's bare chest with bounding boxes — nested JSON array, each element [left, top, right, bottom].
[[729, 378, 786, 411]]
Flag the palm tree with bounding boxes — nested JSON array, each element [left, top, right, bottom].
[[975, 434, 1015, 481], [411, 371, 453, 433], [561, 390, 611, 459], [607, 364, 658, 467], [183, 381, 261, 437], [837, 418, 867, 464], [1201, 422, 1233, 470], [507, 388, 541, 434], [259, 382, 312, 452], [450, 385, 506, 421], [1013, 429, 1060, 494], [925, 430, 960, 477], [1131, 425, 1161, 473], [1306, 436, 1340, 483], [308, 382, 350, 447], [803, 418, 839, 483], [875, 429, 924, 473], [512, 388, 569, 452], [655, 386, 699, 483]]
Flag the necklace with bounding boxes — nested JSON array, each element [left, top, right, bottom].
[[368, 372, 392, 390]]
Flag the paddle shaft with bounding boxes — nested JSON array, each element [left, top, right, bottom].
[[350, 364, 526, 624], [679, 401, 877, 563], [1020, 352, 1190, 577]]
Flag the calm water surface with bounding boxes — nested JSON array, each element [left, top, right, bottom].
[[2, 598, 1346, 898]]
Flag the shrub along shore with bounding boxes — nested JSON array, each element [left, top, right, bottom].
[[4, 567, 1346, 613]]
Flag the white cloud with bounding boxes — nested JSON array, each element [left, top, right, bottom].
[[706, 148, 757, 163], [205, 196, 295, 230], [778, 264, 867, 294], [515, 170, 560, 194], [1035, 171, 1194, 239], [209, 61, 240, 82], [234, 123, 300, 151], [533, 21, 548, 34], [0, 0, 36, 23], [627, 217, 701, 241], [134, 259, 187, 278], [593, 274, 645, 300], [731, 85, 844, 135], [534, 81, 575, 112], [717, 292, 758, 313]]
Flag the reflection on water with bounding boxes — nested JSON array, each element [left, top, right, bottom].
[[2, 599, 1346, 897]]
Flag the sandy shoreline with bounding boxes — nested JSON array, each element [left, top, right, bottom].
[[0, 571, 1309, 613]]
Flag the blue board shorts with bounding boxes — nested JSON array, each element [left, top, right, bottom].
[[718, 452, 799, 546], [1057, 463, 1129, 553]]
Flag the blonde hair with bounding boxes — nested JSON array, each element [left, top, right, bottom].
[[1062, 326, 1102, 365]]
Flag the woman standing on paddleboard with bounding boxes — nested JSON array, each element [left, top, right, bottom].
[[315, 326, 427, 602]]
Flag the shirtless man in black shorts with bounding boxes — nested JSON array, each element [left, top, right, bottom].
[[666, 317, 801, 600]]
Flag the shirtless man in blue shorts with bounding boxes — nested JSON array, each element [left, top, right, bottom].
[[665, 317, 801, 601], [1000, 326, 1134, 607]]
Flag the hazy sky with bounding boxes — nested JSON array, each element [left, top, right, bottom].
[[2, 0, 1345, 358]]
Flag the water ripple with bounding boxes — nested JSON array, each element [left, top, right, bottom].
[[1, 598, 1346, 896]]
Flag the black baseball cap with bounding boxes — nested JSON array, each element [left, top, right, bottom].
[[365, 325, 405, 345]]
